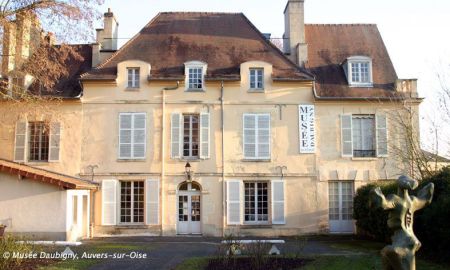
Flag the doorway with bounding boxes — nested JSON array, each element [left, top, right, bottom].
[[177, 181, 201, 235], [329, 181, 355, 233]]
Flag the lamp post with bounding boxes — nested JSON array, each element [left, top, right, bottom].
[[185, 162, 192, 182]]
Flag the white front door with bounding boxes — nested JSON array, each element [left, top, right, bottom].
[[177, 184, 201, 235], [329, 181, 355, 233]]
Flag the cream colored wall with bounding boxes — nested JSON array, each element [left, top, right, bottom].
[[0, 101, 83, 176], [0, 172, 67, 239]]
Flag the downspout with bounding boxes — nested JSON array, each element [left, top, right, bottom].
[[161, 81, 179, 236], [220, 81, 226, 237]]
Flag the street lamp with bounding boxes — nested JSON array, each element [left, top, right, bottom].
[[185, 162, 192, 182]]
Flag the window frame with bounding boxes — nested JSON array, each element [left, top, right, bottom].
[[243, 113, 271, 160], [118, 112, 147, 160], [28, 121, 50, 162], [119, 180, 145, 225], [352, 114, 376, 158], [249, 68, 264, 91], [345, 56, 373, 87], [244, 181, 269, 225], [127, 67, 140, 89], [182, 114, 200, 159], [184, 61, 207, 91]]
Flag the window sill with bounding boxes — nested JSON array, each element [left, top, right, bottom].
[[351, 157, 378, 161], [26, 161, 49, 166], [241, 224, 272, 228], [117, 159, 146, 162], [248, 89, 265, 93], [185, 89, 205, 92], [242, 159, 271, 162], [178, 157, 201, 162], [349, 83, 373, 88], [125, 87, 140, 91]]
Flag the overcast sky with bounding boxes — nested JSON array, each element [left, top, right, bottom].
[[98, 0, 450, 155]]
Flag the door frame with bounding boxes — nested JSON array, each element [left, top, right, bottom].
[[176, 181, 202, 235]]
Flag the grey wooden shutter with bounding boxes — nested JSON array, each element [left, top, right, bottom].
[[243, 114, 256, 159], [119, 113, 132, 159], [257, 114, 271, 159], [102, 179, 118, 225], [145, 179, 159, 225], [14, 121, 27, 162], [49, 122, 61, 162], [133, 113, 146, 159], [376, 114, 388, 157], [341, 115, 353, 157], [227, 180, 242, 225], [271, 180, 285, 224], [171, 113, 182, 159], [200, 112, 210, 159]]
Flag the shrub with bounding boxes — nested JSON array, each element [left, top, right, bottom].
[[353, 167, 450, 262], [0, 235, 35, 269], [353, 181, 396, 242]]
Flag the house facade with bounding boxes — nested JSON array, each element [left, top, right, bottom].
[[0, 0, 420, 239]]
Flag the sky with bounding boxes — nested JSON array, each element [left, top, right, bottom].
[[97, 0, 450, 156]]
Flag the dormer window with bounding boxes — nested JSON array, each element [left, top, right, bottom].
[[127, 67, 140, 88], [184, 61, 207, 91], [344, 56, 373, 87], [249, 68, 264, 90]]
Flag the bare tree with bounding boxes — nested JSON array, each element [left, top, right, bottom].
[[0, 0, 103, 99]]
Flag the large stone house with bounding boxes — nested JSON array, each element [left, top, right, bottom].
[[0, 0, 420, 240]]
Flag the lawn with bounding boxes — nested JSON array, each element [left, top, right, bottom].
[[174, 238, 450, 270]]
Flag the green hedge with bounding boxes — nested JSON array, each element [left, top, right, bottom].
[[353, 167, 450, 262]]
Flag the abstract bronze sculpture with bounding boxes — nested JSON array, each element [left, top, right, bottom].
[[370, 175, 434, 270]]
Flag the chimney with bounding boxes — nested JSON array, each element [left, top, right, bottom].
[[283, 0, 308, 67], [93, 8, 119, 67], [1, 11, 40, 75]]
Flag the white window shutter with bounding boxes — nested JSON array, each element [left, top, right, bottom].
[[171, 113, 182, 159], [341, 115, 353, 157], [49, 123, 61, 162], [119, 114, 132, 159], [271, 180, 285, 224], [14, 121, 27, 162], [145, 179, 159, 225], [133, 113, 146, 159], [200, 112, 210, 159], [102, 179, 118, 225], [376, 114, 388, 157], [257, 114, 271, 159], [243, 114, 256, 159], [227, 180, 242, 225]]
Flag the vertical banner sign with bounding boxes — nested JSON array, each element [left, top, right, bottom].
[[299, 105, 315, 153]]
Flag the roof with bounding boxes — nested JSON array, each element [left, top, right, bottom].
[[30, 44, 92, 98], [305, 24, 400, 99], [82, 12, 313, 81], [0, 159, 98, 190], [422, 150, 450, 163]]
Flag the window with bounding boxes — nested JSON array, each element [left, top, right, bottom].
[[329, 181, 354, 221], [183, 114, 199, 158], [28, 122, 49, 162], [352, 115, 375, 157], [188, 68, 203, 90], [119, 113, 146, 159], [184, 61, 207, 91], [244, 182, 268, 223], [120, 181, 144, 223], [127, 68, 140, 88], [345, 56, 373, 87], [243, 114, 271, 159], [250, 68, 264, 90]]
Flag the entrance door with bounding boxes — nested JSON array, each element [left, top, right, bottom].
[[329, 181, 354, 233], [177, 182, 201, 234]]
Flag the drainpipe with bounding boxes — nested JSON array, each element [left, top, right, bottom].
[[161, 81, 179, 236], [220, 81, 226, 237]]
